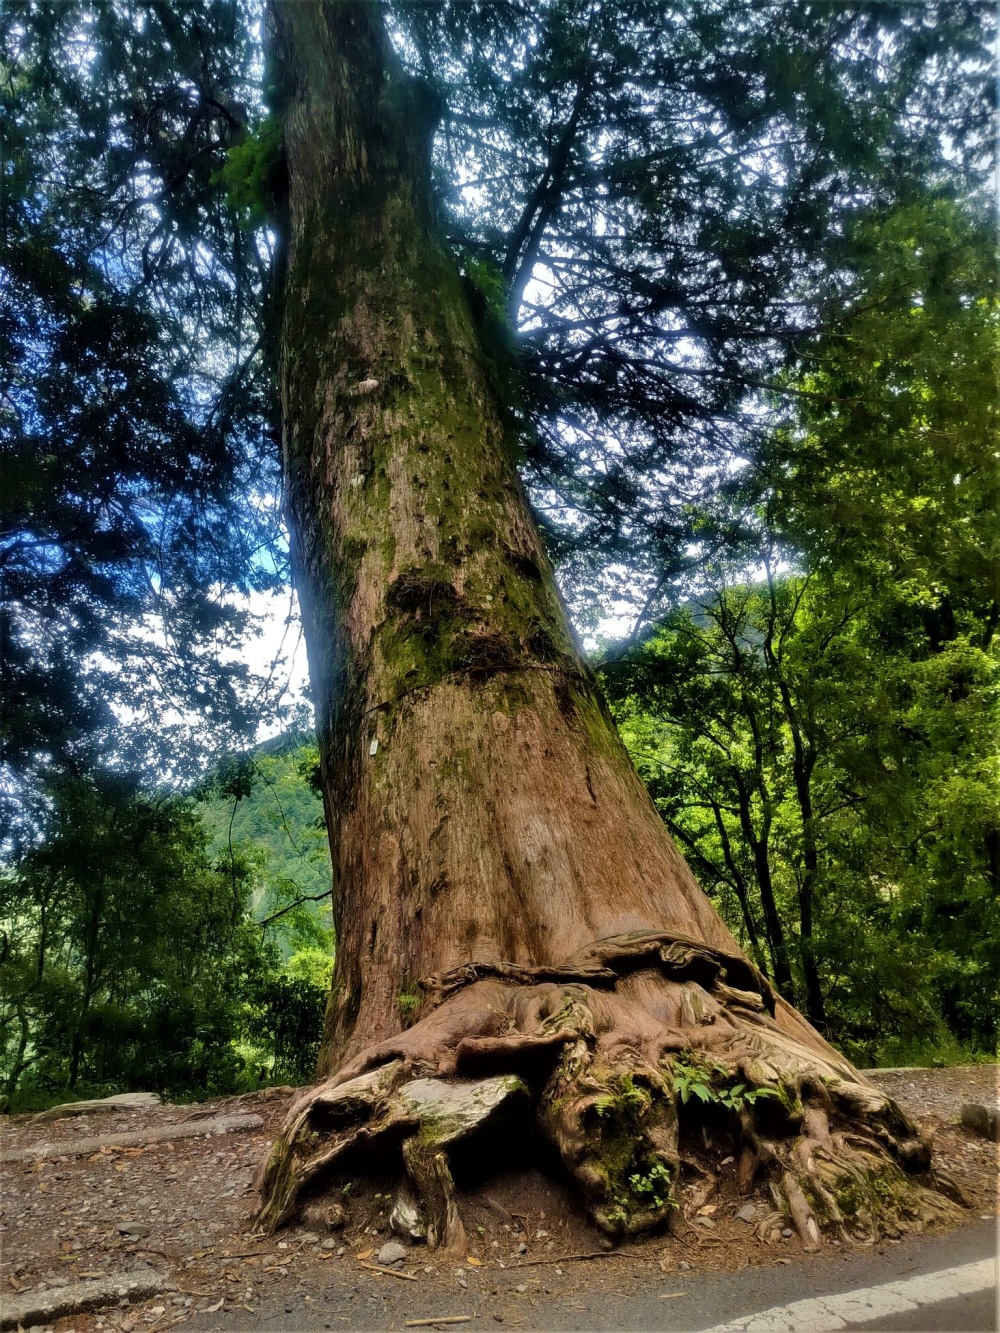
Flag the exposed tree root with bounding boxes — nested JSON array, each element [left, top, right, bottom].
[[253, 932, 961, 1249]]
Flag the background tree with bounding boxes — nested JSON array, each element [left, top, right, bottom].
[[603, 193, 998, 1065], [1, 0, 285, 844], [0, 773, 261, 1101], [0, 751, 335, 1108]]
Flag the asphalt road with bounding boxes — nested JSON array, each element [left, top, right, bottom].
[[184, 1216, 998, 1332]]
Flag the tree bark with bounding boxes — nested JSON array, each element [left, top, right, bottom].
[[259, 0, 954, 1248], [273, 0, 746, 1066]]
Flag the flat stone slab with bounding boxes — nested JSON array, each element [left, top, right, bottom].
[[1, 1111, 263, 1164], [0, 1267, 167, 1330], [398, 1075, 528, 1145], [30, 1092, 162, 1123]]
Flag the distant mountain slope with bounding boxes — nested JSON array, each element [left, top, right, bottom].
[[196, 733, 333, 955]]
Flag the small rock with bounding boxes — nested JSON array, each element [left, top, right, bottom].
[[515, 1284, 527, 1293], [781, 1228, 793, 1238], [960, 1103, 1000, 1142], [301, 1232, 320, 1244], [376, 1241, 407, 1267], [321, 1239, 337, 1251], [457, 1277, 468, 1289], [116, 1222, 150, 1238], [736, 1203, 757, 1223], [515, 1242, 527, 1255], [679, 1261, 691, 1271], [696, 1216, 716, 1229]]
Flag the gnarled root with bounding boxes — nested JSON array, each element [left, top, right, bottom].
[[402, 1136, 467, 1256], [253, 932, 960, 1250]]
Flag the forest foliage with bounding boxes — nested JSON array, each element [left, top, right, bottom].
[[0, 737, 333, 1109], [0, 0, 995, 1106], [603, 195, 999, 1065]]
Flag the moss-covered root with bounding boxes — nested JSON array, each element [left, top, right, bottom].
[[539, 1043, 680, 1236], [739, 1096, 958, 1252], [251, 935, 961, 1247], [402, 1135, 468, 1256]]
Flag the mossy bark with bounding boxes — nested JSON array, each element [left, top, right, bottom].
[[272, 0, 737, 1067], [261, 0, 956, 1248]]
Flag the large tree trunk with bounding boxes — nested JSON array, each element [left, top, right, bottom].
[[258, 0, 956, 1251]]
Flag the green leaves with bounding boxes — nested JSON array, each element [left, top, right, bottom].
[[0, 752, 335, 1107], [669, 1057, 778, 1110], [215, 117, 284, 229], [604, 192, 998, 1063]]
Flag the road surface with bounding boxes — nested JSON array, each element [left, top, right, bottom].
[[184, 1215, 998, 1332]]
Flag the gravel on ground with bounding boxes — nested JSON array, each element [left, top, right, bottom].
[[1, 1069, 995, 1333]]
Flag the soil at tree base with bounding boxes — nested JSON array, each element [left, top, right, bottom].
[[1, 1068, 995, 1333]]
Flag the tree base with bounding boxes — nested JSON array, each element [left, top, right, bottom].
[[253, 932, 964, 1251]]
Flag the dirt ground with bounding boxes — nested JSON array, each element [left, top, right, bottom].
[[2, 1067, 996, 1333]]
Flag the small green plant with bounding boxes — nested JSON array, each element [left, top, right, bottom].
[[397, 989, 421, 1019], [214, 117, 283, 228], [670, 1056, 778, 1111], [603, 1160, 676, 1228], [628, 1161, 674, 1209]]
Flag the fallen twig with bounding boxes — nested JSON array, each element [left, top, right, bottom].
[[358, 1261, 419, 1281], [146, 1309, 177, 1333], [262, 1239, 306, 1270], [404, 1318, 471, 1328], [515, 1250, 643, 1267], [676, 1226, 724, 1248]]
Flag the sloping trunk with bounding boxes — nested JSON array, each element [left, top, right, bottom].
[[259, 0, 956, 1252]]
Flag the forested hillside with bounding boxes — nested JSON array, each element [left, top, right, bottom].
[[0, 738, 332, 1109], [196, 733, 333, 959]]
